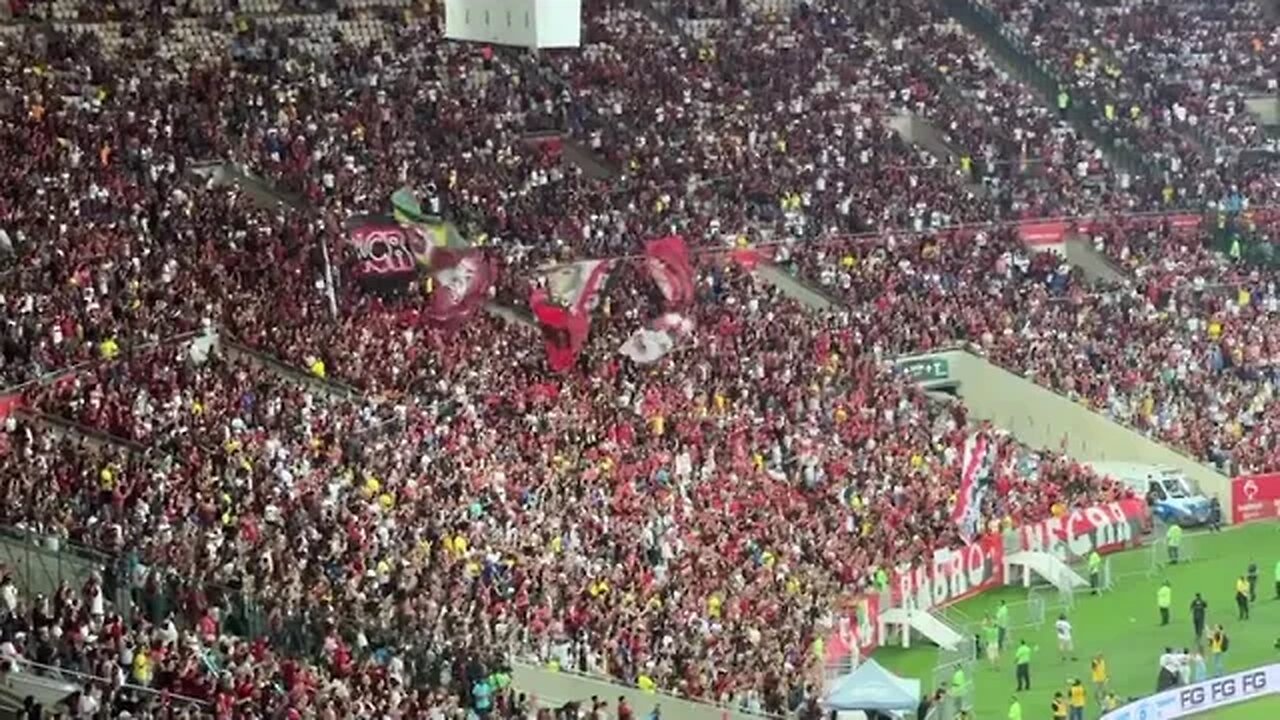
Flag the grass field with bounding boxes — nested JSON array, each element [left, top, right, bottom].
[[873, 522, 1280, 719]]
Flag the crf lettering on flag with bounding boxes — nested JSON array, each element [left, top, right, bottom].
[[347, 223, 417, 277]]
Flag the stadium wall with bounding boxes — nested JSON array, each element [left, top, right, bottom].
[[933, 350, 1235, 518], [511, 662, 774, 720]]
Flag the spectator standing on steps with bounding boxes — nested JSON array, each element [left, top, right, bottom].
[[1166, 524, 1183, 565], [1190, 593, 1207, 639], [1157, 581, 1172, 626]]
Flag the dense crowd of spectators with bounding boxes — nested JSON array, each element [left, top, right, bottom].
[[978, 0, 1280, 206], [1, 0, 1280, 717]]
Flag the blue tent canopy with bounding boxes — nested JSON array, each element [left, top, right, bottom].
[[825, 658, 922, 711]]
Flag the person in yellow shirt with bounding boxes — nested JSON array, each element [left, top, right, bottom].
[[1051, 691, 1068, 720], [1090, 654, 1109, 703], [1235, 576, 1250, 619], [706, 593, 722, 618], [1068, 678, 1086, 720]]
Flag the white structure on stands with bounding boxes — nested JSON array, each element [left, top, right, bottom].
[[445, 0, 582, 48]]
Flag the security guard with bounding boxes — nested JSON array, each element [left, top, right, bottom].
[[1157, 580, 1172, 625], [1068, 679, 1087, 720], [1236, 576, 1250, 620], [1166, 523, 1182, 564], [1051, 691, 1068, 720]]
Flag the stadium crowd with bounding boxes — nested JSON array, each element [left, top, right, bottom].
[[1, 0, 1279, 717]]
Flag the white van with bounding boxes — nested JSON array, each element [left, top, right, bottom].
[[1084, 462, 1212, 526]]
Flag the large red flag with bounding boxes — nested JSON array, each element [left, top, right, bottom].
[[529, 260, 614, 372], [644, 235, 695, 307], [425, 249, 494, 326]]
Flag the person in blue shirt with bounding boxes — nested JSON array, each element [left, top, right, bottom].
[[472, 676, 493, 717]]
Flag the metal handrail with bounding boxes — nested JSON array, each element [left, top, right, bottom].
[[6, 656, 211, 710]]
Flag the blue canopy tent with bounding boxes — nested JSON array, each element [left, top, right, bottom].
[[825, 658, 921, 712]]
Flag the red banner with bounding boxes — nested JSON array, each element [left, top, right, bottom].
[[530, 260, 613, 373], [892, 534, 1005, 611], [825, 594, 880, 665], [0, 394, 20, 422], [1018, 220, 1069, 246], [1232, 473, 1280, 524], [644, 235, 696, 307], [1015, 499, 1151, 560]]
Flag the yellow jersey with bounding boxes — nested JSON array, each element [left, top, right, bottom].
[[1091, 659, 1108, 683], [1052, 699, 1068, 718], [1070, 685, 1087, 708]]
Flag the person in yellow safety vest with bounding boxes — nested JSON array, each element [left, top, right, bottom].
[[1057, 87, 1071, 118], [1091, 654, 1109, 703], [1007, 696, 1022, 720], [1103, 692, 1119, 712], [1230, 237, 1242, 261], [1069, 679, 1087, 720], [1157, 580, 1172, 625], [1166, 524, 1182, 564], [1129, 103, 1141, 121], [1104, 102, 1116, 122], [959, 153, 973, 179], [1051, 691, 1068, 720], [1235, 576, 1250, 620]]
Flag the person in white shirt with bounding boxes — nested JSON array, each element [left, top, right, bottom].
[[1055, 614, 1077, 662]]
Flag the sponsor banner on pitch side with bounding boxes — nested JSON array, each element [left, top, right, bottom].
[[892, 533, 1004, 611], [1011, 499, 1151, 561], [1102, 663, 1278, 720], [1231, 473, 1280, 524]]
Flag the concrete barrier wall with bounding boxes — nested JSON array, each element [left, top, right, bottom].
[[1245, 96, 1280, 126], [936, 351, 1234, 517], [511, 662, 778, 720]]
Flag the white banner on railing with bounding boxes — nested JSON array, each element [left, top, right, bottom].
[[1101, 663, 1278, 720]]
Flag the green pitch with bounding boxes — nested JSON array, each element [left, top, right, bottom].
[[874, 522, 1280, 719]]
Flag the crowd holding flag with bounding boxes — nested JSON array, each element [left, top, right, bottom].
[[342, 192, 725, 370], [618, 312, 695, 364], [953, 432, 998, 543], [644, 234, 696, 307], [529, 259, 615, 372]]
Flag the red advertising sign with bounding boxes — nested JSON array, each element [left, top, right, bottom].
[[1232, 473, 1280, 524], [892, 533, 1005, 611], [1018, 220, 1069, 246], [1016, 499, 1151, 560]]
